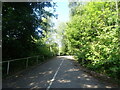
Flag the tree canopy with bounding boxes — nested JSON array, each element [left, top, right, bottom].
[[64, 1, 120, 80], [2, 2, 58, 60]]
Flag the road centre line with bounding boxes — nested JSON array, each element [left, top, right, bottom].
[[46, 59, 64, 90]]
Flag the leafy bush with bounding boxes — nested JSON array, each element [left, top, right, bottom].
[[65, 1, 120, 80]]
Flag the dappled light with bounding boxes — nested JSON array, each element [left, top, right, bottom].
[[58, 79, 71, 83], [39, 71, 53, 75], [3, 56, 115, 88], [29, 76, 38, 79], [77, 76, 81, 79], [50, 57, 114, 88], [83, 84, 98, 88], [30, 82, 34, 86], [67, 68, 79, 72], [2, 0, 119, 89]]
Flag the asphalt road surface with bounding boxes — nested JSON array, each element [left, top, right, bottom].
[[3, 56, 115, 89]]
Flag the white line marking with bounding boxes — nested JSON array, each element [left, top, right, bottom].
[[46, 59, 64, 90]]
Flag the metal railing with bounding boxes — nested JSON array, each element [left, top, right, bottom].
[[1, 55, 44, 75]]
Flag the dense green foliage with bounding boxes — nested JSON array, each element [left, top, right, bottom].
[[64, 1, 120, 79], [56, 22, 69, 55], [2, 2, 59, 76], [2, 2, 58, 61]]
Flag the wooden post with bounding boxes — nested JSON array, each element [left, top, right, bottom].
[[26, 58, 29, 68], [43, 56, 44, 60], [7, 61, 10, 75], [37, 56, 39, 64]]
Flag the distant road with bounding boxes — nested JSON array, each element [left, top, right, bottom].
[[3, 56, 114, 89]]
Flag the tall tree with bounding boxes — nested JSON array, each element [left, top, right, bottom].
[[65, 1, 120, 79], [2, 2, 57, 60]]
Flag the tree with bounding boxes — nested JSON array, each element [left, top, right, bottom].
[[65, 1, 120, 79], [2, 2, 57, 60]]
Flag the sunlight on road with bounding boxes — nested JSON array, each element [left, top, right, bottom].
[[58, 79, 71, 83], [83, 84, 98, 88], [105, 86, 112, 88], [57, 56, 74, 60], [3, 56, 116, 88]]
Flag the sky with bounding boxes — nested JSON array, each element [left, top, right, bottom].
[[52, 1, 70, 29], [52, 0, 90, 29], [46, 0, 90, 48], [52, 0, 89, 49], [50, 1, 70, 48]]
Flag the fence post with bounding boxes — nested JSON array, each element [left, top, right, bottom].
[[26, 58, 29, 68], [7, 61, 10, 75], [37, 56, 39, 64]]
